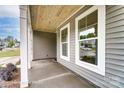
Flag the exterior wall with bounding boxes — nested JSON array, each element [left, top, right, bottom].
[[33, 31, 56, 60], [57, 5, 124, 87]]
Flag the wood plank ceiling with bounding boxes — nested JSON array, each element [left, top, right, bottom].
[[30, 5, 82, 33]]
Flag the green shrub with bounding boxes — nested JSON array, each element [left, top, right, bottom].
[[82, 56, 96, 64], [7, 40, 15, 48]]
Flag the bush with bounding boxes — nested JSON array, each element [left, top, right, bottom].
[[6, 63, 17, 72], [0, 68, 13, 81], [0, 63, 17, 81], [82, 56, 96, 64]]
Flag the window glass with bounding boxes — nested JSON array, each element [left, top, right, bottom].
[[79, 10, 97, 40], [87, 10, 97, 27], [78, 10, 98, 65], [79, 40, 97, 65], [78, 17, 86, 31], [79, 27, 97, 40], [62, 43, 68, 56], [61, 28, 68, 42]]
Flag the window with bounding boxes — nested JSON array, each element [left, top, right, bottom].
[[60, 23, 70, 61], [79, 10, 98, 65], [75, 6, 105, 75]]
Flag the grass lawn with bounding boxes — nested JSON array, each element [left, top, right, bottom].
[[0, 48, 20, 58]]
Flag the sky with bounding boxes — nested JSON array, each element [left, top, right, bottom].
[[0, 5, 20, 41]]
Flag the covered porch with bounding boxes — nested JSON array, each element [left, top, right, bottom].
[[28, 59, 96, 88], [20, 5, 97, 88]]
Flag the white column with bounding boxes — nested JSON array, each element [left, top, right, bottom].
[[20, 5, 28, 88], [27, 6, 33, 69]]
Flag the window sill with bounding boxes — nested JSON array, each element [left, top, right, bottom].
[[60, 55, 70, 61], [76, 60, 105, 76]]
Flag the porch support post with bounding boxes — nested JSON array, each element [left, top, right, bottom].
[[20, 5, 29, 88], [27, 6, 33, 69]]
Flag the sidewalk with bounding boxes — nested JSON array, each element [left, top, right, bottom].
[[0, 56, 20, 65]]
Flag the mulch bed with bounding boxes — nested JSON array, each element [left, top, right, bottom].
[[0, 68, 20, 88]]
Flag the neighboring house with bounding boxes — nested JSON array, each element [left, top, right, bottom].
[[20, 5, 124, 88]]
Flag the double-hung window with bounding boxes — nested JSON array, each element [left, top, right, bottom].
[[75, 6, 105, 75], [60, 23, 70, 61]]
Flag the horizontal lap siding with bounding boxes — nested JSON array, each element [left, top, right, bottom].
[[57, 5, 124, 87], [33, 31, 56, 60], [106, 49, 124, 55], [105, 5, 124, 87]]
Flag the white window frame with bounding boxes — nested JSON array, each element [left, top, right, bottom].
[[60, 23, 70, 61], [75, 6, 105, 75]]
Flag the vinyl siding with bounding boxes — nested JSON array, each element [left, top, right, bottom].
[[57, 5, 124, 87], [33, 31, 56, 60]]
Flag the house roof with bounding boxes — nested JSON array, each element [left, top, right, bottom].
[[30, 5, 82, 33]]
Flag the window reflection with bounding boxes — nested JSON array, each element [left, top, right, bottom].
[[62, 43, 68, 56], [61, 28, 68, 42], [79, 40, 97, 65], [78, 10, 98, 65]]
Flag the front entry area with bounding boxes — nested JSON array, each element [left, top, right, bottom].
[[28, 59, 97, 88], [20, 5, 98, 88], [29, 27, 97, 88]]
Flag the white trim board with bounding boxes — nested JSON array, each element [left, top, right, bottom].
[[75, 5, 105, 76]]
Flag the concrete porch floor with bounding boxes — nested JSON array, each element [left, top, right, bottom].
[[28, 59, 97, 88]]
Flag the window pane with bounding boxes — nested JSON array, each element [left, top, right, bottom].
[[79, 26, 97, 40], [61, 28, 68, 42], [87, 10, 97, 27], [62, 43, 68, 57], [78, 17, 86, 31], [78, 10, 98, 40], [79, 39, 97, 65]]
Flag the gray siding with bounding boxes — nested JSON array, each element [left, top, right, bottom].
[[57, 5, 124, 87], [33, 31, 56, 60]]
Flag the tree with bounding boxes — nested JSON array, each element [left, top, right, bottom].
[[80, 35, 87, 39], [7, 40, 15, 48], [87, 33, 95, 38], [6, 36, 14, 42]]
